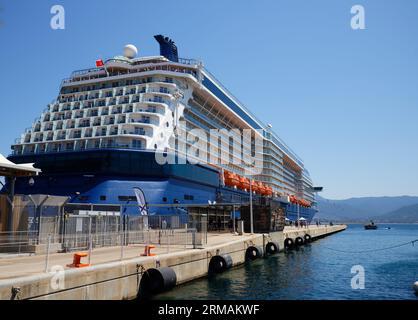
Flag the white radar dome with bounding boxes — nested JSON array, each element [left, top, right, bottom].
[[123, 44, 138, 59]]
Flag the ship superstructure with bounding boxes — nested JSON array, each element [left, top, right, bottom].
[[9, 35, 318, 221]]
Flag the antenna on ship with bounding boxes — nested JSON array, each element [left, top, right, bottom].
[[123, 44, 138, 59]]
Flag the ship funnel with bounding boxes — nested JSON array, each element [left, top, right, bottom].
[[154, 34, 179, 62]]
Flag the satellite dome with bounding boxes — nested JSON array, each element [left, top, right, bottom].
[[123, 44, 138, 59]]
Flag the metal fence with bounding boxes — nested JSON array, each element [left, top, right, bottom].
[[61, 214, 207, 252], [0, 207, 208, 254]]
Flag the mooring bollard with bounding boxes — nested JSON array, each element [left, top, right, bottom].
[[67, 252, 90, 268]]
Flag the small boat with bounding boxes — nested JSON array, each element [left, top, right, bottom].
[[364, 221, 378, 230]]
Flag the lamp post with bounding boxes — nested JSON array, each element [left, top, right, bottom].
[[249, 177, 254, 234], [232, 205, 236, 235]]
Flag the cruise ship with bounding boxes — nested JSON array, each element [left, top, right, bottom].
[[7, 35, 319, 222]]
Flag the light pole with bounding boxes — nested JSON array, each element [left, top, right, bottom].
[[232, 205, 236, 235], [249, 177, 254, 234]]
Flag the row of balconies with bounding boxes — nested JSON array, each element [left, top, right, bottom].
[[20, 123, 154, 144], [57, 81, 176, 105], [44, 95, 171, 117], [37, 112, 159, 132], [14, 136, 147, 155], [42, 103, 163, 123]]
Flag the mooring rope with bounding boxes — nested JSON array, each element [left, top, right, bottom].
[[321, 239, 418, 254]]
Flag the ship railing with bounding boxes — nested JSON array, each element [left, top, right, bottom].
[[60, 58, 199, 88], [177, 57, 202, 66]]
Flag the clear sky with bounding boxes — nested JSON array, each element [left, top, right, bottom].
[[0, 0, 417, 199]]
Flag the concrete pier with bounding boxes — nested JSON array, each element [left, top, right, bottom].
[[0, 224, 346, 300]]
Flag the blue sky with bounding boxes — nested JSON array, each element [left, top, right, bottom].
[[0, 0, 417, 199]]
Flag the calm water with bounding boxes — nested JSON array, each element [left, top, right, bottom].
[[155, 224, 418, 300]]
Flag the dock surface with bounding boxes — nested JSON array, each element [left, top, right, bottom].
[[0, 224, 346, 300]]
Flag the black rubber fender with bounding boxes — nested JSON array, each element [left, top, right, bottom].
[[139, 267, 177, 296], [208, 254, 233, 274], [266, 241, 280, 255], [304, 234, 312, 243], [284, 238, 294, 249], [295, 236, 305, 246], [245, 245, 264, 261]]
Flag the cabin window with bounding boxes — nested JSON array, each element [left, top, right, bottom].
[[100, 195, 106, 201], [118, 196, 136, 201]]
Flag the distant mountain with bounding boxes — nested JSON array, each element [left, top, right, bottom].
[[373, 204, 418, 223], [315, 195, 418, 222]]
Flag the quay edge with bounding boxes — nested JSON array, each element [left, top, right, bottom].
[[0, 225, 346, 300]]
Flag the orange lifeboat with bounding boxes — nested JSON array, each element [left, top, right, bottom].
[[289, 195, 297, 204], [237, 175, 245, 190], [230, 173, 240, 188], [250, 179, 259, 193], [224, 171, 237, 188], [256, 181, 264, 195], [260, 183, 268, 196], [238, 176, 250, 191], [266, 186, 273, 197]]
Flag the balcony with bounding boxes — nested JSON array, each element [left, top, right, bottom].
[[131, 119, 150, 125]]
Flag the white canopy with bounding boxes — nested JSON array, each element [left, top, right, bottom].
[[298, 217, 307, 221], [0, 154, 41, 177]]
